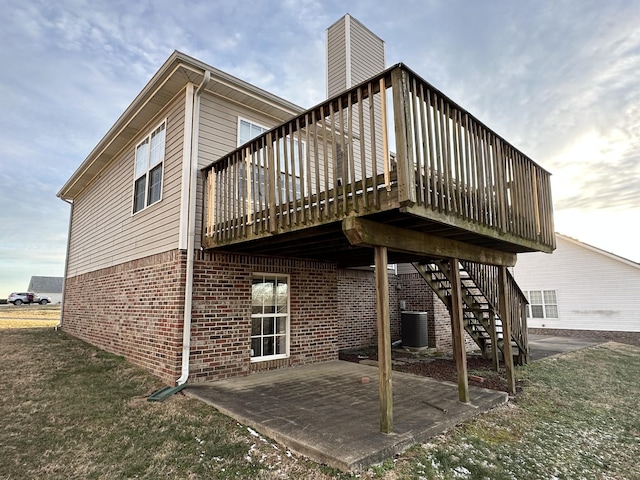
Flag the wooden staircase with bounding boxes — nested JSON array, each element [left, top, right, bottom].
[[412, 260, 529, 366]]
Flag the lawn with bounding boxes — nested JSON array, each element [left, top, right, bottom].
[[1, 328, 638, 479], [0, 305, 60, 329]]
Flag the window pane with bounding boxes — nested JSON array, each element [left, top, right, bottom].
[[240, 120, 251, 145], [133, 176, 146, 213], [251, 318, 262, 336], [251, 337, 261, 357], [149, 124, 165, 167], [135, 140, 149, 177], [276, 317, 286, 334], [531, 305, 544, 318], [276, 335, 286, 354], [147, 164, 162, 204], [263, 317, 275, 335], [543, 290, 557, 304], [263, 337, 274, 356], [545, 305, 558, 318], [528, 291, 542, 304]]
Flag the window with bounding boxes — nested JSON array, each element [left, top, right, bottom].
[[251, 274, 289, 361], [525, 290, 558, 319], [133, 121, 166, 213], [238, 118, 303, 201]]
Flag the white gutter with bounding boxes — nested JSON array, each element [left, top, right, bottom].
[[57, 198, 74, 329], [177, 70, 211, 386]]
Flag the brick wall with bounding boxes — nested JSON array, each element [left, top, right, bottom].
[[62, 250, 187, 384], [336, 269, 401, 350], [398, 273, 477, 352], [190, 251, 339, 382]]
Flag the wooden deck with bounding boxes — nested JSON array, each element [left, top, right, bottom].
[[202, 64, 554, 267]]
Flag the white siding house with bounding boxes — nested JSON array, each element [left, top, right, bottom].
[[513, 233, 640, 333]]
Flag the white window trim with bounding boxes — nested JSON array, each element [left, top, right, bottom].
[[526, 289, 559, 319], [250, 273, 291, 363], [237, 117, 270, 147], [132, 119, 167, 215]]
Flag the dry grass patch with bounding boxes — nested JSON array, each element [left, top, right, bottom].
[[2, 329, 639, 479], [0, 305, 60, 329]]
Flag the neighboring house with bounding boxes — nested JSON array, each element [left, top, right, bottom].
[[58, 13, 554, 401], [513, 233, 640, 333], [27, 276, 64, 303]]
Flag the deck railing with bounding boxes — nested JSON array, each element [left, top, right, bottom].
[[461, 261, 528, 356], [203, 64, 555, 252]]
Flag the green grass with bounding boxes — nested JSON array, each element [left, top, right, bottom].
[[1, 328, 639, 479], [393, 343, 640, 480]]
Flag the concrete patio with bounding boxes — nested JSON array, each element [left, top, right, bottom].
[[186, 360, 507, 471]]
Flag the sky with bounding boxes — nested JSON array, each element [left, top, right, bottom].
[[1, 0, 639, 296]]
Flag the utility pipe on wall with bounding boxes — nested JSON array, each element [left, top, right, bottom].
[[57, 198, 74, 329], [177, 70, 211, 386]]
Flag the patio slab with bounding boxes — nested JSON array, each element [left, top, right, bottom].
[[186, 360, 507, 471]]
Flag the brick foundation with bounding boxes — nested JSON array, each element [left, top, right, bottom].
[[191, 251, 340, 382], [62, 250, 479, 386], [336, 269, 401, 350], [61, 250, 187, 384]]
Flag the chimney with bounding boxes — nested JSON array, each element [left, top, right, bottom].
[[326, 14, 386, 98]]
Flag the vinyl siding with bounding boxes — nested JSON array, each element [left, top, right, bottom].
[[513, 235, 640, 332], [327, 16, 347, 97], [349, 17, 385, 85], [67, 92, 186, 276], [195, 91, 294, 248]]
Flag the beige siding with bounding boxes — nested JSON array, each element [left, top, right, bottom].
[[195, 91, 294, 248], [327, 16, 347, 96], [513, 235, 640, 332], [349, 17, 385, 85], [67, 93, 187, 276]]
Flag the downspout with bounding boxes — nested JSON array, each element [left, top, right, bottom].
[[57, 198, 74, 329], [177, 70, 211, 386]]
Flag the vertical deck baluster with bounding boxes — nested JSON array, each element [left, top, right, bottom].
[[337, 96, 347, 214], [417, 83, 429, 207], [368, 82, 379, 209], [290, 120, 299, 226], [452, 108, 462, 217], [411, 77, 424, 206], [357, 87, 368, 211], [379, 78, 390, 193], [321, 105, 330, 221], [425, 88, 437, 209], [347, 92, 357, 213], [312, 109, 321, 222], [266, 132, 277, 234], [432, 92, 444, 211], [296, 117, 305, 225]]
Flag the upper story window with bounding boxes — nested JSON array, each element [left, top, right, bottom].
[[238, 118, 304, 201], [525, 290, 558, 319], [133, 121, 166, 214]]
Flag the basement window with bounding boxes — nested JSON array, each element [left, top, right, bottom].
[[251, 274, 289, 361], [133, 121, 166, 214], [525, 290, 558, 319]]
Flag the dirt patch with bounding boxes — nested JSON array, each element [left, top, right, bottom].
[[339, 347, 520, 393]]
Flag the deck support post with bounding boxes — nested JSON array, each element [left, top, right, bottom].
[[498, 266, 516, 395], [449, 258, 470, 403], [374, 245, 393, 434]]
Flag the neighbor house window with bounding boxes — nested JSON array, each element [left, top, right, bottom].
[[526, 290, 558, 319], [251, 274, 289, 361], [133, 121, 166, 213]]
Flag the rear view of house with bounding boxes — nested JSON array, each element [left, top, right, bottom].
[[58, 15, 554, 432]]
